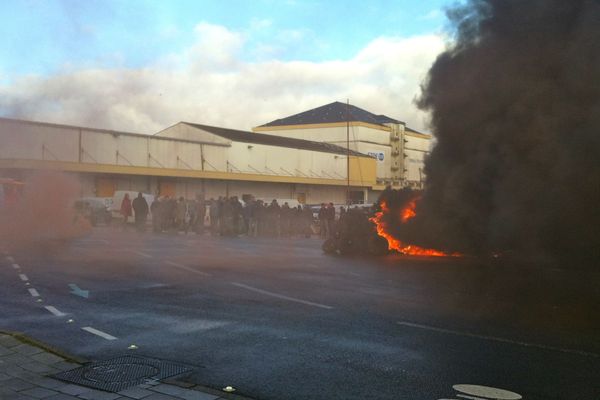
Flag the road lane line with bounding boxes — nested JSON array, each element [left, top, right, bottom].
[[12, 263, 20, 269], [166, 261, 212, 277], [231, 282, 333, 310], [6, 256, 14, 263], [81, 327, 117, 340], [28, 288, 40, 297], [44, 306, 67, 317], [19, 274, 28, 281], [397, 321, 598, 358], [132, 250, 152, 258], [77, 239, 109, 244], [456, 394, 488, 400]]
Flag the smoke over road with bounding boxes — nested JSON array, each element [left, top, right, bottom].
[[0, 172, 89, 252], [401, 0, 600, 263]]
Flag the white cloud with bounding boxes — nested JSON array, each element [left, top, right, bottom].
[[186, 22, 246, 71], [420, 9, 443, 21], [0, 24, 445, 134], [249, 18, 273, 31]]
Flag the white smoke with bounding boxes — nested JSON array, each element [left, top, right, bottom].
[[0, 22, 445, 134]]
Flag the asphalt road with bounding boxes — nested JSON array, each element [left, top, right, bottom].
[[1, 227, 599, 400]]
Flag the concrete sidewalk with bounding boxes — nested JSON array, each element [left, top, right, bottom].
[[0, 333, 246, 400]]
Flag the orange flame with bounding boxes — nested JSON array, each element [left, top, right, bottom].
[[370, 200, 459, 257], [400, 198, 417, 223]]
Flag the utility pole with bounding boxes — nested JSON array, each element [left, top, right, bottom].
[[346, 99, 350, 205]]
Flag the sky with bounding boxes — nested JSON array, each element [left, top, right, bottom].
[[0, 0, 454, 134]]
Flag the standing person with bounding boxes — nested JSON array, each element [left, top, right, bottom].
[[185, 199, 195, 234], [221, 197, 233, 236], [280, 202, 291, 237], [318, 203, 327, 239], [248, 199, 259, 237], [150, 196, 162, 233], [209, 198, 219, 235], [218, 197, 228, 236], [255, 200, 266, 236], [161, 196, 171, 231], [175, 197, 188, 233], [231, 196, 243, 235], [339, 206, 346, 221], [120, 193, 132, 229], [194, 194, 206, 234], [166, 197, 177, 232], [132, 192, 149, 232], [294, 205, 303, 237], [302, 205, 314, 238], [243, 198, 255, 236], [326, 202, 336, 239], [268, 200, 281, 237]]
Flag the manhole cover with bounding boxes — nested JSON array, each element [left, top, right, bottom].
[[51, 355, 193, 392], [84, 363, 159, 383]]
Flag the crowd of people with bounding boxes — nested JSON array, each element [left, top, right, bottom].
[[119, 192, 347, 239]]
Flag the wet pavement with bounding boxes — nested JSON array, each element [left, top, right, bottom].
[[1, 227, 599, 399], [0, 332, 239, 400]]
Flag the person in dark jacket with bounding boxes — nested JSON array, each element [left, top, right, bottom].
[[325, 202, 336, 239], [302, 205, 313, 238], [318, 203, 327, 239], [280, 202, 291, 237], [267, 200, 281, 237], [132, 192, 149, 232], [150, 197, 162, 233]]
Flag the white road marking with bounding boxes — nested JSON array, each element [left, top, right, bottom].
[[132, 250, 152, 258], [81, 326, 117, 340], [28, 288, 40, 297], [169, 319, 230, 333], [223, 247, 254, 254], [6, 256, 14, 263], [77, 239, 109, 244], [19, 274, 28, 281], [397, 321, 598, 358], [44, 306, 67, 317], [166, 261, 212, 277], [453, 384, 522, 400], [231, 282, 334, 310], [12, 263, 20, 269], [455, 395, 482, 400]]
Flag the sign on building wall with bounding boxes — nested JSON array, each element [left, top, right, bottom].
[[367, 151, 385, 162]]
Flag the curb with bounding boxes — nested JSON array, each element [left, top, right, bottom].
[[0, 329, 88, 364], [164, 379, 256, 400], [1, 329, 255, 399]]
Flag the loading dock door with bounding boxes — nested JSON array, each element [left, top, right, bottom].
[[96, 178, 116, 197], [159, 181, 176, 197]]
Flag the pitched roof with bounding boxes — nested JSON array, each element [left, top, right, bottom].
[[257, 101, 404, 128], [406, 126, 426, 135], [183, 122, 368, 157]]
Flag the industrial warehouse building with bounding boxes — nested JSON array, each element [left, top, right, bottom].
[[0, 102, 431, 204], [254, 102, 432, 198], [0, 117, 375, 204]]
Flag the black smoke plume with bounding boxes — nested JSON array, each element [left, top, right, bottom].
[[399, 0, 600, 262]]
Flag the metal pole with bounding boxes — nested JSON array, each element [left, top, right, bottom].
[[346, 99, 350, 205]]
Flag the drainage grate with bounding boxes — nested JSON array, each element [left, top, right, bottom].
[[51, 355, 193, 392]]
